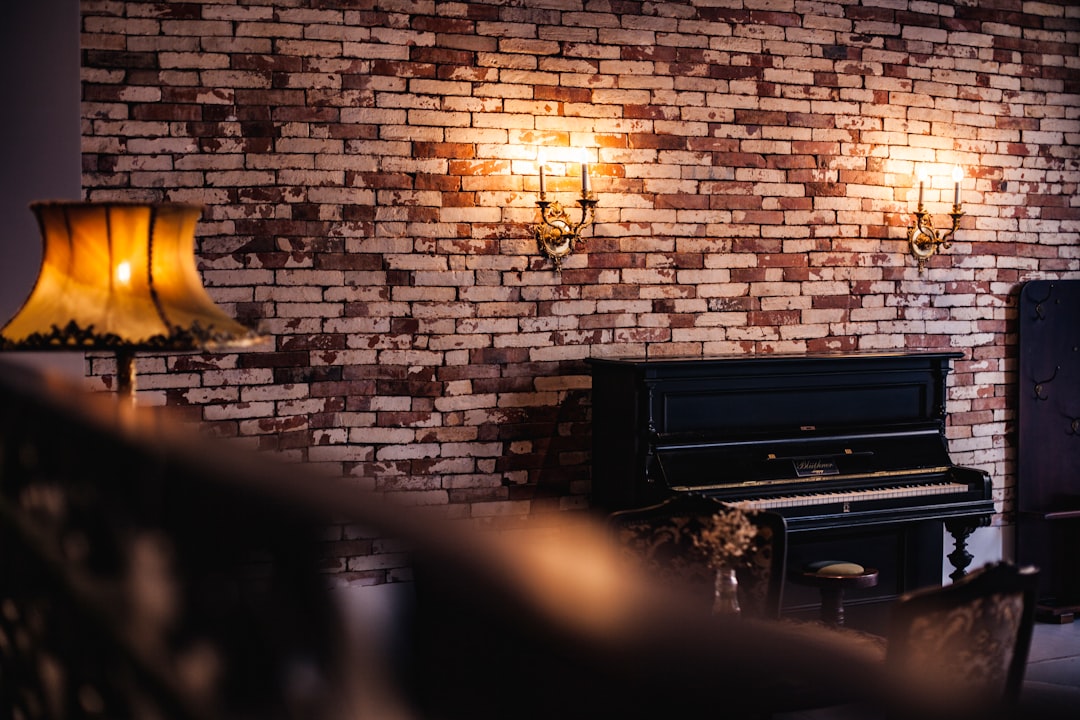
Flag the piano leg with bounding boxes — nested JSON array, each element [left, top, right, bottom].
[[945, 517, 991, 583]]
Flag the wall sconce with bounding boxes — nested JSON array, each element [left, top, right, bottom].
[[908, 165, 965, 272], [0, 202, 266, 402], [534, 157, 597, 271]]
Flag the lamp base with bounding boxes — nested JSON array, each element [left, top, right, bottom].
[[116, 348, 136, 402]]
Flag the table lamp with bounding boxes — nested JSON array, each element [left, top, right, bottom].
[[0, 201, 266, 400]]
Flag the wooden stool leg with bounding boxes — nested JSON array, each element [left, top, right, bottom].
[[820, 586, 844, 627]]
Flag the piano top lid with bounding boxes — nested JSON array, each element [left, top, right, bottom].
[[589, 350, 964, 440], [587, 349, 965, 371]]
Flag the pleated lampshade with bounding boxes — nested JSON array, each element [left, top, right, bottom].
[[1, 201, 262, 352], [1, 202, 264, 398]]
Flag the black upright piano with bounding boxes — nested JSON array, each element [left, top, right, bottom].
[[588, 352, 994, 623]]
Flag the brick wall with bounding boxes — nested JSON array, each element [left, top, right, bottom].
[[79, 0, 1080, 585]]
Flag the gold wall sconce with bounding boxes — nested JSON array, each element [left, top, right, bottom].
[[534, 157, 597, 271], [908, 165, 965, 272], [1, 201, 266, 401]]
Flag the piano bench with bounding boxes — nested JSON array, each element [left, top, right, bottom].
[[792, 561, 879, 628]]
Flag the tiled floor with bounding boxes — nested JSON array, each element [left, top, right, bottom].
[[1021, 620, 1080, 716], [776, 620, 1080, 720]]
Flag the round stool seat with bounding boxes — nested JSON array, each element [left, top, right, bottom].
[[792, 561, 879, 627]]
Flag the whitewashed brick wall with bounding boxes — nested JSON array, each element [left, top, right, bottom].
[[79, 0, 1080, 584]]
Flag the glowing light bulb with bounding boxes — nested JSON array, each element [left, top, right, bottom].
[[576, 148, 591, 195], [116, 261, 132, 285]]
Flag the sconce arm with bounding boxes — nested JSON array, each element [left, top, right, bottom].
[[937, 205, 965, 248]]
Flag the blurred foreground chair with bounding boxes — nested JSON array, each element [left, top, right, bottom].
[[3, 362, 1060, 720], [881, 561, 1039, 720], [607, 493, 787, 619], [773, 562, 1041, 720]]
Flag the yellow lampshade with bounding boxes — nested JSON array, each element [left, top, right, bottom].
[[1, 202, 262, 352]]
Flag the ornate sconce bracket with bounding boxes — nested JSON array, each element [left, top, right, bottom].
[[908, 205, 963, 272], [534, 195, 597, 271]]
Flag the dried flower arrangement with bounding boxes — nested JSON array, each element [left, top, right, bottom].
[[692, 504, 760, 570]]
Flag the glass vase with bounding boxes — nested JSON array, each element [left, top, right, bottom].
[[712, 566, 741, 616]]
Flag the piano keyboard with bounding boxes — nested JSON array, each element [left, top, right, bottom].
[[733, 480, 970, 511]]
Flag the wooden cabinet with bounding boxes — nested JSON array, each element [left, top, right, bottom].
[[1017, 280, 1080, 622]]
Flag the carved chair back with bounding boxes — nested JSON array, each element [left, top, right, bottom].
[[885, 561, 1039, 719]]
